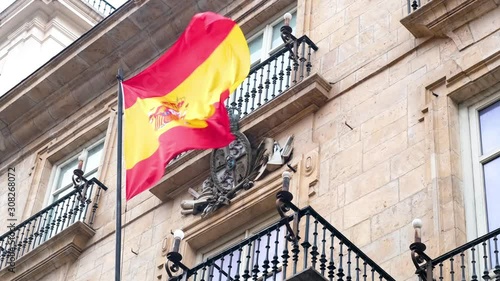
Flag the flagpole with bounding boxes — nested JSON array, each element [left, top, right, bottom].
[[115, 68, 124, 281]]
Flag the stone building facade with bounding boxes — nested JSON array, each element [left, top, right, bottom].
[[0, 0, 113, 96], [0, 0, 499, 280]]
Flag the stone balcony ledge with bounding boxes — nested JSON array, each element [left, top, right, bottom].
[[401, 0, 500, 38], [0, 222, 94, 281]]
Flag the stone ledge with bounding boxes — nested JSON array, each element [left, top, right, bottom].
[[448, 64, 500, 102], [149, 73, 331, 202], [0, 221, 95, 281], [400, 0, 499, 38]]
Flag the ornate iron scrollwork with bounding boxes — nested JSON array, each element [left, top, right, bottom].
[[410, 241, 433, 281], [165, 251, 189, 281]]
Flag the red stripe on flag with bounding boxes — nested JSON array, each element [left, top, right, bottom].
[[123, 13, 236, 109]]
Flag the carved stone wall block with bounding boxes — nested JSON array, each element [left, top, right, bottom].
[[303, 148, 320, 197], [294, 146, 320, 208]]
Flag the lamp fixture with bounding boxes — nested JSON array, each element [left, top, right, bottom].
[[280, 12, 299, 63], [165, 229, 189, 280], [275, 170, 299, 242], [283, 12, 292, 26], [77, 149, 88, 171], [409, 218, 432, 281], [72, 167, 107, 203]]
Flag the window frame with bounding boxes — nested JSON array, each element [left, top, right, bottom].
[[460, 90, 500, 239], [44, 137, 106, 207], [246, 7, 297, 67]]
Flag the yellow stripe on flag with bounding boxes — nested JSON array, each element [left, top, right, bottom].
[[124, 25, 249, 170]]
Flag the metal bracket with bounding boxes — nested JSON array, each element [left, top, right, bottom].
[[280, 25, 299, 64], [410, 241, 433, 281], [165, 252, 190, 281], [72, 169, 109, 203], [276, 190, 299, 243]]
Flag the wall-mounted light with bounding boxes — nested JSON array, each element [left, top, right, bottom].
[[283, 12, 292, 26], [412, 218, 422, 243], [275, 170, 299, 242], [409, 218, 432, 281], [165, 230, 189, 280], [171, 229, 184, 253], [72, 154, 108, 203], [282, 170, 291, 192], [280, 13, 299, 63], [77, 148, 88, 171]]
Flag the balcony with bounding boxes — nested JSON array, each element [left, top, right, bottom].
[[167, 206, 395, 281], [411, 226, 500, 280], [82, 0, 116, 17], [0, 176, 107, 279], [224, 35, 318, 119]]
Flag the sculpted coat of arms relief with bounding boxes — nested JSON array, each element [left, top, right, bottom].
[[180, 130, 294, 217]]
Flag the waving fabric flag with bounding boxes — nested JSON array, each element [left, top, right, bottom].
[[122, 12, 250, 200]]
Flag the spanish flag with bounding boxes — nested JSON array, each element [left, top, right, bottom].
[[122, 12, 250, 200]]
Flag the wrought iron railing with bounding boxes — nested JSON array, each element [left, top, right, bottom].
[[408, 0, 421, 13], [412, 227, 500, 280], [408, 0, 422, 13], [432, 228, 500, 280], [185, 206, 395, 281], [82, 0, 116, 16], [407, 0, 432, 13], [0, 183, 107, 270], [225, 35, 318, 119]]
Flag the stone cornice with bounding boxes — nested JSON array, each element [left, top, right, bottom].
[[3, 13, 49, 43], [0, 0, 99, 44], [400, 0, 500, 38], [447, 50, 500, 102], [0, 12, 77, 52]]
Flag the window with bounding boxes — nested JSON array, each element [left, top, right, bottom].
[[461, 92, 500, 237], [247, 10, 297, 66], [198, 215, 285, 280], [47, 139, 105, 204]]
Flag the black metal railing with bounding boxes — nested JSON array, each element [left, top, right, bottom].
[[432, 228, 500, 280], [82, 0, 116, 16], [225, 35, 318, 119], [407, 0, 434, 13], [0, 183, 106, 270], [408, 0, 421, 13], [185, 206, 395, 281]]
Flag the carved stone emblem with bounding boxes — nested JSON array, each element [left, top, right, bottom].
[[180, 133, 294, 217]]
